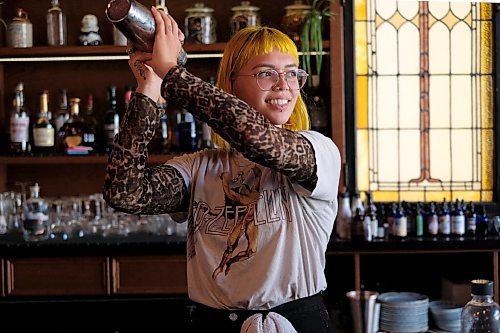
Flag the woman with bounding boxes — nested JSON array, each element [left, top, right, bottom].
[[104, 6, 340, 333]]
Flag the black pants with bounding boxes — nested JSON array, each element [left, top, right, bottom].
[[186, 293, 334, 333]]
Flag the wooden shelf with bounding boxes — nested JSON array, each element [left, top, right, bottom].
[[0, 43, 229, 57], [0, 41, 330, 62], [0, 154, 175, 165]]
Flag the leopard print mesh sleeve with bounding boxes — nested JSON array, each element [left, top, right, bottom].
[[161, 66, 318, 191], [103, 92, 188, 215]]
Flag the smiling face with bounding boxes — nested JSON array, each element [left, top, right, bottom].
[[232, 51, 300, 127]]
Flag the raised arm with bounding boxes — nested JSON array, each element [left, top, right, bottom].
[[161, 66, 318, 191], [103, 93, 189, 215]]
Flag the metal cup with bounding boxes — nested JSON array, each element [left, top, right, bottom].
[[346, 290, 379, 333], [105, 0, 187, 65]]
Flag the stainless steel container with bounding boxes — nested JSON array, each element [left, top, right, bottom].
[[105, 0, 187, 65]]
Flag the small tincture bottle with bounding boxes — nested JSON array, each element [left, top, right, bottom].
[[451, 199, 465, 237], [466, 201, 477, 236]]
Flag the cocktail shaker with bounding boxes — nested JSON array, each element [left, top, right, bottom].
[[105, 0, 187, 65]]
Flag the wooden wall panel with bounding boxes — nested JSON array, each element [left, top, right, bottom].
[[6, 257, 110, 296], [112, 255, 187, 294]]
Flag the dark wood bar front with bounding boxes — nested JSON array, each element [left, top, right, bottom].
[[0, 235, 497, 331]]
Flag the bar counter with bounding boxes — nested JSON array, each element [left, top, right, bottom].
[[0, 234, 498, 332], [1, 233, 499, 256]]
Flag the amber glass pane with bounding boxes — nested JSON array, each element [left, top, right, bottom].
[[354, 0, 494, 202]]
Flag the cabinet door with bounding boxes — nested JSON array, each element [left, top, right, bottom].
[[112, 255, 187, 294], [0, 258, 4, 297], [6, 257, 110, 296]]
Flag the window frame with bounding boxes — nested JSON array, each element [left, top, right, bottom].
[[338, 1, 500, 211]]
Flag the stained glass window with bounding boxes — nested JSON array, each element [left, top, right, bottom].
[[354, 0, 494, 202]]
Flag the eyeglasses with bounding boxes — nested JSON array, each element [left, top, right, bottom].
[[235, 69, 308, 91]]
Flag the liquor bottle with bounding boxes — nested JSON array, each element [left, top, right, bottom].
[[199, 122, 214, 149], [57, 98, 86, 153], [392, 202, 407, 238], [426, 202, 439, 237], [309, 94, 329, 136], [198, 76, 215, 149], [167, 103, 182, 151], [54, 88, 69, 132], [351, 208, 366, 242], [124, 85, 135, 111], [350, 191, 364, 216], [82, 93, 98, 150], [466, 202, 477, 236], [414, 203, 424, 237], [9, 82, 31, 154], [476, 205, 489, 237], [438, 200, 451, 237], [451, 199, 465, 237], [148, 97, 169, 154], [47, 0, 67, 46], [22, 183, 50, 242], [33, 90, 55, 154], [178, 109, 198, 152], [103, 85, 120, 152], [461, 279, 500, 333], [335, 192, 352, 240], [364, 192, 378, 238]]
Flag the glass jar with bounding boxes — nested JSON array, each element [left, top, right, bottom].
[[282, 0, 311, 44], [184, 3, 216, 44], [47, 0, 67, 46], [230, 1, 260, 36]]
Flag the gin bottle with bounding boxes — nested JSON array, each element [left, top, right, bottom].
[[22, 183, 50, 242]]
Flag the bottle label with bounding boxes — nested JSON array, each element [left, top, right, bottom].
[[451, 215, 465, 235], [33, 128, 55, 147], [10, 116, 30, 142], [0, 215, 6, 234], [428, 215, 439, 235], [439, 215, 451, 235], [467, 217, 477, 232], [105, 124, 118, 145], [394, 216, 407, 237], [23, 212, 49, 236], [65, 135, 82, 147]]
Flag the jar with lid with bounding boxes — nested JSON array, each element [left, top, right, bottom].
[[7, 8, 32, 48], [282, 0, 311, 44], [184, 3, 216, 44], [230, 1, 260, 36]]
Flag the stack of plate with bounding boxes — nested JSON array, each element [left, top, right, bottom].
[[378, 292, 429, 332], [429, 300, 462, 332]]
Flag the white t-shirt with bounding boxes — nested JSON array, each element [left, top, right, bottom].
[[167, 131, 341, 310]]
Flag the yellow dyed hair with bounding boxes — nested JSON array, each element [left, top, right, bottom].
[[212, 26, 310, 149]]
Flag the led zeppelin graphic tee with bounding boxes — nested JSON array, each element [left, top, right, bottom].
[[167, 130, 341, 310]]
